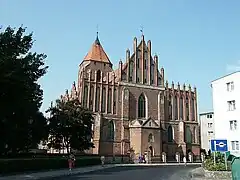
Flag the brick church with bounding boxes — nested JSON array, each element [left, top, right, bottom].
[[62, 33, 200, 160]]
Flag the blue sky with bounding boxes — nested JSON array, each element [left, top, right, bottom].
[[1, 0, 240, 114]]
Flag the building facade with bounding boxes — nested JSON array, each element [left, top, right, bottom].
[[62, 34, 201, 159], [199, 112, 214, 151], [211, 71, 240, 156]]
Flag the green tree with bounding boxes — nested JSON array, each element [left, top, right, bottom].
[[46, 99, 94, 154], [0, 26, 48, 154]]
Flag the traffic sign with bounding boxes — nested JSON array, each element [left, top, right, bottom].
[[211, 139, 228, 152]]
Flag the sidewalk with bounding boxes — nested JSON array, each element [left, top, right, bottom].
[[0, 164, 117, 180]]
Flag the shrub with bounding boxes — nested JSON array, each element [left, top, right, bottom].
[[0, 156, 101, 175], [204, 152, 230, 171]]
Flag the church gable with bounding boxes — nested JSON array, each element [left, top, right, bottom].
[[142, 118, 159, 128]]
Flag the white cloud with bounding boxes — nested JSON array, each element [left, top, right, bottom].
[[226, 60, 240, 72]]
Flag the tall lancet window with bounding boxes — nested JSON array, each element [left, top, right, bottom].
[[186, 97, 189, 120], [151, 58, 154, 85], [101, 87, 106, 112], [107, 88, 112, 113], [191, 97, 195, 120], [83, 85, 88, 108], [96, 70, 101, 82], [138, 93, 146, 118], [168, 125, 174, 142], [179, 96, 183, 120], [168, 95, 172, 120], [107, 120, 114, 141], [89, 85, 94, 111], [95, 86, 100, 111], [185, 126, 192, 143], [174, 96, 178, 120], [113, 88, 117, 114], [129, 60, 134, 82]]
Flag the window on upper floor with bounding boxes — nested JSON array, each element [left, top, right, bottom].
[[208, 131, 214, 136], [228, 100, 236, 111], [208, 123, 213, 128], [207, 114, 213, 118], [138, 93, 146, 118], [231, 141, 239, 151], [227, 82, 234, 92], [230, 120, 237, 131]]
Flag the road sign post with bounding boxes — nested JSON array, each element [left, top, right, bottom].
[[224, 152, 227, 170], [210, 139, 228, 168]]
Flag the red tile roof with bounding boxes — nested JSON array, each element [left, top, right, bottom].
[[83, 36, 111, 64]]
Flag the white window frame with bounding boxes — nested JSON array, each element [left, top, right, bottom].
[[208, 123, 213, 128], [228, 100, 236, 111], [231, 141, 239, 150], [227, 81, 234, 92], [230, 120, 237, 131]]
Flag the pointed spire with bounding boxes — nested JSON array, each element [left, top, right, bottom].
[[72, 81, 76, 91], [183, 83, 186, 91], [95, 31, 100, 45], [83, 32, 111, 64], [166, 80, 168, 88]]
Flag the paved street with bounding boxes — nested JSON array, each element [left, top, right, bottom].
[[50, 165, 199, 180]]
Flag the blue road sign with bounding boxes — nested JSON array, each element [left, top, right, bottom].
[[211, 139, 228, 152]]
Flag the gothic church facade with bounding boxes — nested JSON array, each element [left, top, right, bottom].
[[62, 34, 200, 159]]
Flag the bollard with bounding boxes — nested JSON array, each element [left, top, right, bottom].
[[162, 152, 166, 163], [100, 156, 105, 166]]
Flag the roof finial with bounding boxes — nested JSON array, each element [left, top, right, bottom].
[[140, 26, 144, 36], [95, 24, 100, 45], [96, 24, 99, 35]]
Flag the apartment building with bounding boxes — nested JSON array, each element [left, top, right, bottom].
[[211, 71, 240, 156], [199, 112, 215, 151]]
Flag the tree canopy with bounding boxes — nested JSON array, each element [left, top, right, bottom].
[[0, 26, 48, 154], [46, 99, 94, 154]]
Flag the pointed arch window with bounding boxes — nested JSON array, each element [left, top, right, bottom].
[[193, 126, 197, 143], [185, 126, 192, 143], [179, 96, 183, 120], [174, 96, 178, 120], [186, 97, 189, 120], [89, 85, 94, 111], [95, 86, 100, 111], [96, 70, 101, 82], [168, 125, 174, 142], [138, 94, 146, 118], [107, 120, 114, 141], [101, 87, 106, 112], [83, 85, 88, 108]]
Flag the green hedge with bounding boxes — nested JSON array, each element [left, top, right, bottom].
[[0, 156, 101, 175], [204, 153, 231, 171]]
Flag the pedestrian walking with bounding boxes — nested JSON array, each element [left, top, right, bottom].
[[68, 153, 76, 171]]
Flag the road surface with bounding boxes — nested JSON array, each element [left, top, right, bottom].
[[50, 165, 199, 180]]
